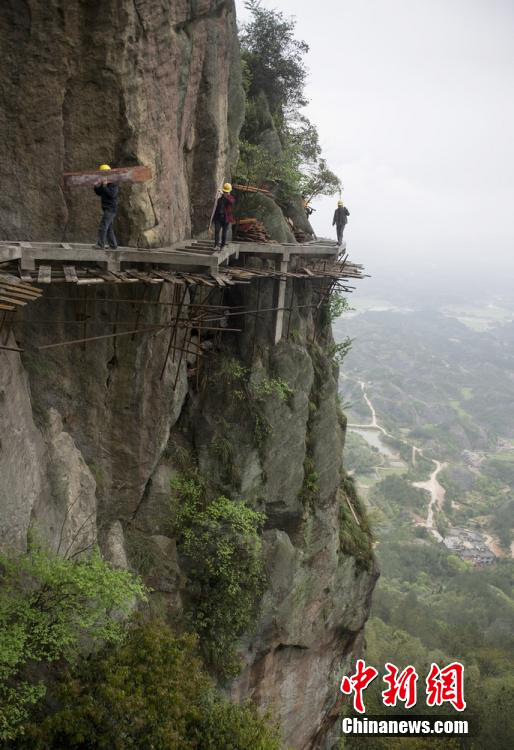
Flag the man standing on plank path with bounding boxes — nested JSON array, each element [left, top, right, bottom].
[[333, 200, 350, 246], [213, 183, 235, 250], [93, 164, 119, 249]]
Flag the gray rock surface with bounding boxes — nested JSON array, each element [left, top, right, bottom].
[[0, 333, 48, 551], [0, 0, 244, 246], [0, 4, 376, 747]]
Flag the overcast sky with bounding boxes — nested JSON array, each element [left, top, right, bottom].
[[236, 0, 514, 293]]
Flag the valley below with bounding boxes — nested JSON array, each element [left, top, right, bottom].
[[333, 296, 514, 748]]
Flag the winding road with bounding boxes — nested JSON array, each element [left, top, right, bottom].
[[347, 379, 446, 540]]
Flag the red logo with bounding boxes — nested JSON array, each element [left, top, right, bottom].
[[382, 663, 419, 709], [340, 659, 379, 713], [340, 660, 466, 713], [426, 662, 466, 711]]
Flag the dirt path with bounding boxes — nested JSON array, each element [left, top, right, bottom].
[[346, 377, 446, 540], [413, 460, 446, 541]]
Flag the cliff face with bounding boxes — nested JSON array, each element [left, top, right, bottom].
[[0, 0, 244, 245], [2, 274, 376, 749], [0, 3, 376, 748]]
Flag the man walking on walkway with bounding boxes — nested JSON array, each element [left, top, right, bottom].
[[213, 183, 235, 250], [333, 200, 350, 246], [94, 164, 119, 249]]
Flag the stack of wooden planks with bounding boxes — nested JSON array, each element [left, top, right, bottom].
[[0, 277, 43, 310], [234, 217, 271, 243]]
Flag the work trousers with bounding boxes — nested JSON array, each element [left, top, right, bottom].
[[214, 219, 229, 248], [98, 210, 118, 248], [336, 224, 346, 245]]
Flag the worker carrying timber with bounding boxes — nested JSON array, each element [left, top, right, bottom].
[[93, 164, 119, 249], [333, 200, 350, 246], [212, 183, 235, 250]]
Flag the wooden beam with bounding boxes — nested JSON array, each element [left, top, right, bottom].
[[0, 245, 21, 264], [63, 165, 152, 189], [37, 266, 51, 284], [63, 266, 78, 283], [0, 285, 41, 299], [0, 294, 27, 307], [274, 255, 289, 345]]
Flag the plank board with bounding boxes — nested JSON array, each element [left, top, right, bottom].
[[63, 265, 78, 283], [93, 269, 123, 283], [37, 266, 51, 284], [210, 273, 228, 287], [0, 286, 41, 300], [152, 271, 184, 285], [63, 165, 152, 189], [0, 278, 41, 293], [0, 294, 27, 306], [0, 303, 15, 310]]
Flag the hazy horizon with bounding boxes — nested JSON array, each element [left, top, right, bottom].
[[236, 0, 514, 295]]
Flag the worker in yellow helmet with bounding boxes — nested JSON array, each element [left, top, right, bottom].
[[333, 199, 350, 246], [212, 182, 236, 250], [93, 164, 119, 249]]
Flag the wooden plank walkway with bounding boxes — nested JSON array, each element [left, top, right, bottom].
[[0, 237, 364, 343], [0, 237, 341, 273]]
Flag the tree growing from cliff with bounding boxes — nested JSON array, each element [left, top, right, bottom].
[[172, 474, 266, 678], [240, 0, 308, 119], [0, 544, 147, 741], [14, 620, 281, 750], [238, 1, 342, 200]]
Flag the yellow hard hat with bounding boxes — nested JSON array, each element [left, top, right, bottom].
[[99, 164, 111, 171], [223, 182, 232, 193], [338, 200, 343, 206]]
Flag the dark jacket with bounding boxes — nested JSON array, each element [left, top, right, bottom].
[[333, 206, 350, 227], [94, 183, 119, 212], [214, 193, 235, 224]]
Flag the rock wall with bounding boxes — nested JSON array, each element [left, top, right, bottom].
[[0, 0, 244, 246], [1, 270, 376, 749], [0, 3, 376, 748]]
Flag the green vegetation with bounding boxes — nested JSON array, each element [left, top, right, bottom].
[[218, 357, 293, 405], [344, 431, 382, 474], [193, 698, 281, 750], [238, 1, 341, 202], [371, 475, 429, 514], [326, 337, 353, 365], [299, 455, 320, 508], [13, 620, 281, 750], [218, 356, 293, 451], [491, 497, 514, 551], [172, 474, 266, 678], [0, 545, 146, 742], [482, 457, 514, 487], [325, 291, 352, 324], [339, 476, 374, 570], [337, 304, 514, 748], [360, 531, 514, 750]]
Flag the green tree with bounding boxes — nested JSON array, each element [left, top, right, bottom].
[[0, 545, 146, 741], [173, 476, 266, 677], [239, 0, 342, 202], [16, 620, 281, 750], [300, 158, 342, 202], [240, 0, 308, 117]]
